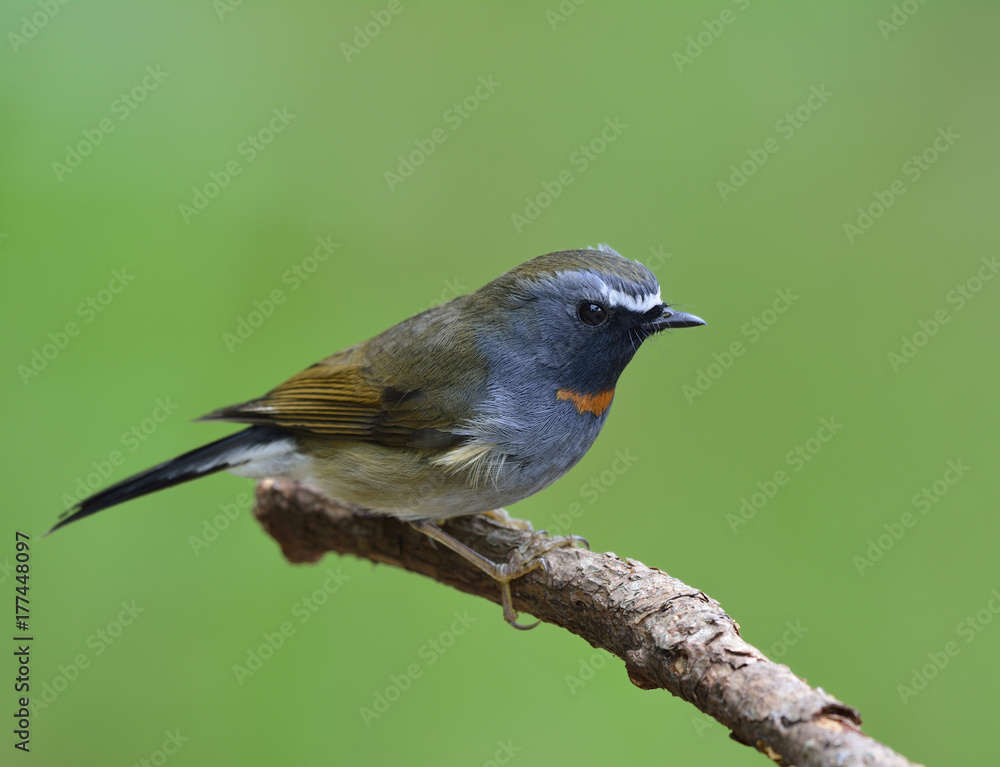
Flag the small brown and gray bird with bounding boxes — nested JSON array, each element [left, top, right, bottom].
[[50, 245, 704, 627]]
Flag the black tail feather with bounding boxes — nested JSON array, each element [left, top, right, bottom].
[[47, 426, 287, 536]]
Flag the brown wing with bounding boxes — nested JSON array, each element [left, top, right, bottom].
[[200, 313, 482, 450]]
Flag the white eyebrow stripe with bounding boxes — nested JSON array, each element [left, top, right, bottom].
[[606, 287, 662, 313]]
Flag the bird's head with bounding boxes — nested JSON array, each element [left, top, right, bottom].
[[473, 244, 705, 402]]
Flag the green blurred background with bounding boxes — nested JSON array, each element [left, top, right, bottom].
[[3, 2, 998, 765]]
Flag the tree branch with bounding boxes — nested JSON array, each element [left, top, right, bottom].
[[253, 478, 921, 767]]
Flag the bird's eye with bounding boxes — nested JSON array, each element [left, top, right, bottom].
[[577, 301, 608, 326]]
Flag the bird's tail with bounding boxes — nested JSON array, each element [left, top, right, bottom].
[[47, 426, 291, 535]]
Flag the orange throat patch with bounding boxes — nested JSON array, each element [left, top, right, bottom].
[[556, 388, 615, 417]]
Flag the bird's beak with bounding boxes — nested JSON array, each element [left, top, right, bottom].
[[648, 307, 706, 331]]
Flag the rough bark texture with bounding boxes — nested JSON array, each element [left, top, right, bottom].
[[254, 478, 921, 767]]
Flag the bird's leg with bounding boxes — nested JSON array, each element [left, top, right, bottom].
[[410, 519, 542, 629], [409, 516, 586, 630]]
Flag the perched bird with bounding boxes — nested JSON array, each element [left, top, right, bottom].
[[49, 245, 704, 627]]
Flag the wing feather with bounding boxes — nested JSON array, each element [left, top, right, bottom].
[[199, 305, 485, 451]]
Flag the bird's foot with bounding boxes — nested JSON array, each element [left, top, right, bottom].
[[410, 520, 586, 630]]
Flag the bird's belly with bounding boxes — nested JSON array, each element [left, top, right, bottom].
[[285, 426, 592, 520], [290, 441, 533, 520], [256, 408, 606, 522]]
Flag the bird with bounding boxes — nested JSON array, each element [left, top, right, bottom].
[[48, 244, 704, 628]]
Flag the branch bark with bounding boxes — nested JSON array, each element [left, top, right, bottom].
[[253, 478, 921, 767]]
